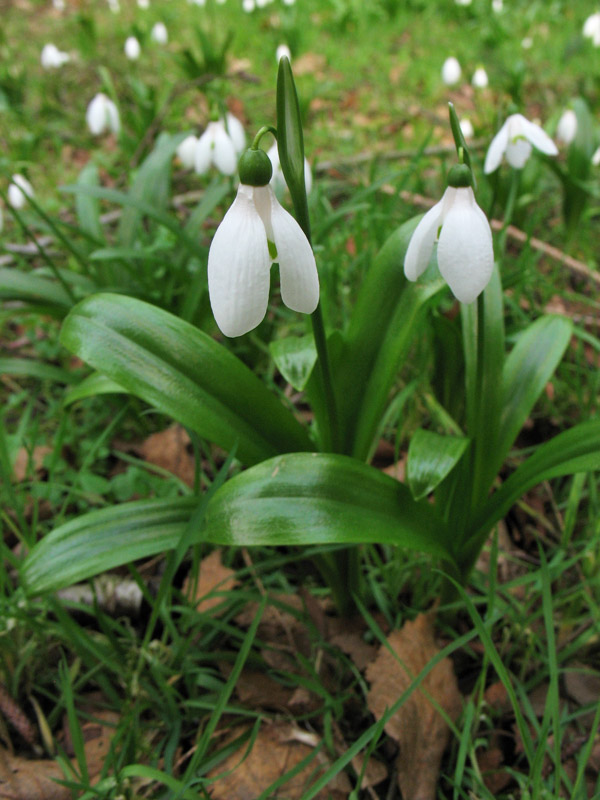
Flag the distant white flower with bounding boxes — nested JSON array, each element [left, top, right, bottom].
[[460, 118, 474, 139], [266, 143, 312, 195], [53, 0, 65, 10], [442, 57, 461, 86], [195, 116, 245, 176], [492, 0, 503, 11], [176, 135, 198, 169], [404, 184, 494, 305], [151, 22, 168, 44], [8, 175, 34, 210], [86, 93, 121, 136], [189, 0, 206, 5], [484, 113, 558, 173], [242, 0, 255, 11], [208, 183, 319, 336], [521, 36, 533, 49], [256, 0, 269, 7], [40, 43, 70, 69], [282, 0, 296, 5], [125, 36, 141, 60], [556, 109, 577, 145], [583, 12, 600, 46], [137, 0, 149, 7], [455, 0, 472, 5], [276, 44, 292, 62], [592, 146, 600, 166], [107, 0, 120, 12], [472, 66, 488, 89]]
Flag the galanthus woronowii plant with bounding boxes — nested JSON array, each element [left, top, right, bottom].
[[22, 61, 600, 615]]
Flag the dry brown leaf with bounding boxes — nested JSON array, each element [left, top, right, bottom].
[[13, 446, 52, 483], [329, 632, 377, 672], [366, 613, 462, 800], [293, 52, 326, 76], [183, 549, 237, 613], [0, 749, 69, 800], [137, 425, 195, 486], [207, 721, 350, 800]]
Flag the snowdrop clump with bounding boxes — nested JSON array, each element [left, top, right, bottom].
[[556, 110, 577, 145], [404, 165, 493, 305], [441, 56, 461, 86], [151, 22, 168, 45], [472, 66, 488, 89], [484, 114, 558, 173], [40, 43, 70, 69], [125, 36, 141, 60], [8, 175, 34, 210], [86, 93, 121, 136]]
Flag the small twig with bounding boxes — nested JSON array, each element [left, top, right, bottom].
[[0, 683, 37, 747]]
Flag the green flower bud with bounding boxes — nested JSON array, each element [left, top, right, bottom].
[[238, 148, 273, 186], [447, 163, 474, 188]]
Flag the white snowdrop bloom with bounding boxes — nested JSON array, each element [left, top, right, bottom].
[[583, 13, 600, 46], [224, 113, 246, 155], [282, 0, 296, 5], [137, 0, 149, 7], [53, 0, 66, 11], [125, 36, 141, 60], [592, 147, 600, 166], [242, 0, 255, 11], [86, 93, 121, 136], [441, 57, 461, 86], [492, 0, 503, 11], [194, 120, 240, 176], [189, 0, 206, 5], [151, 22, 168, 44], [556, 110, 577, 145], [404, 171, 494, 305], [521, 36, 533, 49], [256, 0, 269, 7], [472, 66, 488, 89], [276, 44, 292, 63], [266, 143, 312, 195], [40, 43, 70, 69], [208, 182, 319, 337], [484, 114, 558, 173], [176, 135, 199, 169], [455, 0, 472, 5], [460, 118, 474, 140], [8, 175, 34, 210], [107, 0, 120, 13]]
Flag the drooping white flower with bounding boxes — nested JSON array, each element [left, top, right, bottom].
[[472, 66, 488, 89], [8, 175, 34, 210], [195, 116, 245, 176], [492, 0, 503, 12], [460, 118, 474, 140], [151, 22, 168, 44], [556, 109, 577, 145], [484, 113, 558, 173], [53, 0, 65, 10], [107, 0, 120, 13], [583, 13, 600, 46], [455, 0, 472, 6], [86, 93, 121, 136], [208, 182, 319, 337], [125, 36, 141, 60], [242, 0, 255, 11], [276, 43, 292, 63], [441, 56, 461, 86], [266, 143, 312, 196], [176, 135, 198, 169], [40, 43, 70, 69], [592, 146, 600, 166], [137, 0, 149, 7], [404, 175, 494, 305], [521, 36, 533, 49], [282, 0, 296, 5]]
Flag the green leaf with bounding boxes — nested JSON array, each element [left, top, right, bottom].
[[64, 371, 128, 405], [59, 293, 313, 465], [0, 267, 72, 316], [269, 335, 317, 391], [204, 452, 455, 560], [89, 247, 166, 262], [407, 429, 470, 502], [0, 358, 78, 384], [75, 162, 104, 242]]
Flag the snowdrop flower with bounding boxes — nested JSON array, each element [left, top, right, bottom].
[[492, 0, 503, 11], [242, 0, 255, 11], [460, 118, 474, 140], [583, 13, 600, 46], [53, 0, 65, 9], [176, 135, 198, 169], [276, 44, 292, 63], [8, 175, 34, 210], [442, 56, 461, 85], [283, 0, 296, 5], [521, 37, 533, 49], [208, 147, 319, 337], [472, 66, 488, 89], [151, 22, 168, 44], [86, 93, 121, 136], [556, 109, 577, 145], [195, 115, 246, 176], [125, 36, 141, 60], [484, 113, 558, 173], [107, 0, 120, 13], [455, 0, 472, 6], [592, 147, 600, 166], [267, 142, 312, 195], [40, 43, 70, 69], [404, 165, 493, 305], [137, 0, 149, 7]]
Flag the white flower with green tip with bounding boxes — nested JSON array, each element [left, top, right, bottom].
[[484, 113, 558, 173]]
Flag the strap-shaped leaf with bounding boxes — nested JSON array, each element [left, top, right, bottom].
[[407, 429, 470, 502], [60, 293, 313, 465], [64, 371, 127, 405], [0, 267, 72, 316], [203, 452, 455, 560]]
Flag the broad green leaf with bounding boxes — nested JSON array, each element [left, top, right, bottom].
[[64, 372, 127, 405], [203, 452, 455, 561], [270, 335, 317, 391], [461, 420, 600, 575], [75, 162, 104, 242], [0, 267, 72, 316], [407, 429, 470, 502], [60, 293, 313, 465]]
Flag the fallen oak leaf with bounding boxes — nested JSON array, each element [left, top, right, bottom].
[[183, 549, 237, 613], [366, 612, 462, 800], [0, 750, 69, 800]]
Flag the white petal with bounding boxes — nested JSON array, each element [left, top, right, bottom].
[[506, 137, 532, 168], [437, 189, 494, 304], [208, 186, 271, 337], [177, 135, 198, 169], [86, 94, 107, 135], [483, 120, 509, 174], [105, 98, 120, 135], [404, 199, 444, 281], [521, 118, 558, 156], [8, 175, 34, 209], [556, 110, 577, 145], [194, 128, 214, 174], [263, 187, 319, 314], [212, 125, 238, 175], [225, 113, 246, 154]]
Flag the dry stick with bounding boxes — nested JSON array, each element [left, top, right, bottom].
[[0, 683, 37, 747]]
